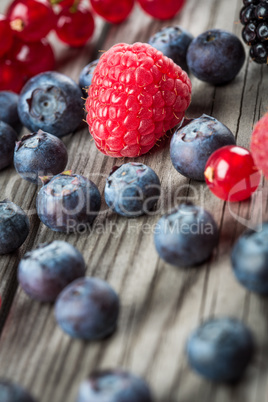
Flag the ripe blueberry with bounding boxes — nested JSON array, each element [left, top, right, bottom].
[[170, 114, 236, 181], [105, 163, 161, 218], [149, 26, 193, 71], [0, 91, 21, 132], [18, 72, 84, 138], [186, 29, 245, 85], [55, 277, 120, 340], [0, 121, 17, 171], [187, 317, 255, 382], [0, 379, 36, 402], [79, 59, 98, 97], [76, 370, 153, 402], [18, 240, 86, 302], [36, 171, 101, 233], [154, 203, 219, 267], [0, 200, 30, 254], [231, 223, 268, 294], [14, 130, 68, 184]]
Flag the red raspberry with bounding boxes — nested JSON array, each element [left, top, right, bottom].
[[86, 42, 191, 158], [250, 112, 268, 178]]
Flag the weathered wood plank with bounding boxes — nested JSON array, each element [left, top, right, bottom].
[[0, 0, 268, 401], [0, 1, 108, 326]]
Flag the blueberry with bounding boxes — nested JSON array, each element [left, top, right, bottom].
[[14, 129, 68, 184], [186, 29, 245, 85], [36, 172, 101, 233], [55, 277, 120, 340], [187, 317, 255, 382], [231, 223, 268, 294], [105, 163, 161, 218], [170, 114, 236, 181], [18, 240, 86, 302], [0, 121, 17, 171], [148, 26, 193, 71], [154, 203, 219, 267], [76, 370, 153, 402], [0, 91, 21, 132], [0, 200, 30, 255], [18, 71, 84, 138], [79, 59, 98, 97], [0, 379, 36, 402]]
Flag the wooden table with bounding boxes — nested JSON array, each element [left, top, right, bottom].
[[1, 0, 268, 401]]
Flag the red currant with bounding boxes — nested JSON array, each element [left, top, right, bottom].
[[204, 145, 261, 202], [90, 0, 134, 24], [7, 0, 56, 42], [137, 0, 185, 20], [0, 15, 13, 58], [56, 5, 95, 47], [8, 38, 55, 79], [0, 59, 25, 93]]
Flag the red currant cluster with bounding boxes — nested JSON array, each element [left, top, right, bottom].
[[90, 0, 185, 23], [0, 0, 95, 93], [0, 0, 185, 94]]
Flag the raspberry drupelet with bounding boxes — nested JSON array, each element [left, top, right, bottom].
[[86, 42, 192, 158]]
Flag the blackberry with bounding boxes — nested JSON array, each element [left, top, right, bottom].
[[240, 0, 268, 63], [243, 0, 259, 4], [242, 22, 258, 44], [257, 22, 268, 40], [240, 5, 257, 25], [255, 2, 268, 19], [250, 42, 268, 62]]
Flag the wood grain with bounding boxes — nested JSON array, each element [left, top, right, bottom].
[[0, 0, 268, 401]]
